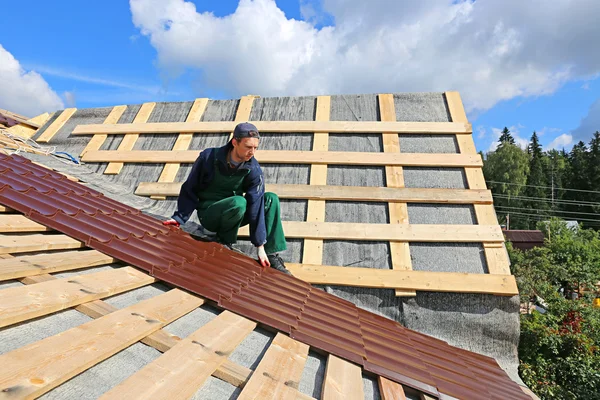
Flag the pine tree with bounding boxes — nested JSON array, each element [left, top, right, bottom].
[[566, 141, 591, 218], [524, 132, 549, 228], [498, 127, 515, 145], [586, 132, 600, 214]]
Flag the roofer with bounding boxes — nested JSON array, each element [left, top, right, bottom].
[[163, 122, 291, 275]]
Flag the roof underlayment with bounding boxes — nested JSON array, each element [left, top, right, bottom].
[[0, 92, 529, 399]]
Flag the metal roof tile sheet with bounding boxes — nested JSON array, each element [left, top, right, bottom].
[[0, 154, 531, 400]]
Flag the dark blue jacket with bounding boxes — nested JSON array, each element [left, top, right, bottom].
[[171, 142, 266, 247]]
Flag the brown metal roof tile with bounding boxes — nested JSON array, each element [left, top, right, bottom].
[[0, 185, 59, 216], [0, 154, 533, 399], [218, 297, 294, 333], [290, 329, 366, 366]]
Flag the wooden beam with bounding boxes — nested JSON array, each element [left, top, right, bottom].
[[0, 108, 37, 127], [0, 215, 50, 233], [0, 289, 202, 399], [104, 102, 156, 175], [238, 221, 504, 242], [0, 249, 115, 281], [445, 91, 511, 275], [303, 95, 330, 265], [73, 120, 472, 136], [229, 95, 258, 141], [100, 311, 256, 399], [136, 182, 493, 204], [321, 355, 364, 400], [82, 149, 483, 167], [0, 267, 155, 329], [36, 108, 77, 143], [379, 93, 415, 297], [4, 112, 50, 139], [17, 271, 255, 391], [80, 105, 128, 158], [286, 263, 519, 296], [238, 333, 309, 400], [378, 377, 407, 400], [0, 233, 83, 254], [152, 98, 209, 200]]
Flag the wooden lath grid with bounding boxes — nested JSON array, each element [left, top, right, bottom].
[[64, 92, 513, 296], [0, 210, 407, 400]]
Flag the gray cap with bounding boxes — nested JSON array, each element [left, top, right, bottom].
[[233, 122, 260, 139]]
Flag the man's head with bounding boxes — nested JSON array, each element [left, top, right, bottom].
[[231, 122, 260, 162]]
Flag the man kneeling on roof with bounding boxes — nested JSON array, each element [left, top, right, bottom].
[[163, 122, 291, 275]]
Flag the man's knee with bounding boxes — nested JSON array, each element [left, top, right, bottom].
[[226, 196, 247, 217], [264, 192, 280, 207]]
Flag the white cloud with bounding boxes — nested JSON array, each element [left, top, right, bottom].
[[545, 133, 573, 150], [0, 44, 64, 116], [63, 91, 76, 107], [129, 0, 600, 114], [571, 97, 600, 144], [28, 65, 161, 94]]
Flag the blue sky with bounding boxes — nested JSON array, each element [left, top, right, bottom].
[[2, 0, 600, 153]]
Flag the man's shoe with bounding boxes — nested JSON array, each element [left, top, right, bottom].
[[268, 254, 292, 275]]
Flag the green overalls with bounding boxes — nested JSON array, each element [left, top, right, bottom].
[[196, 164, 287, 255]]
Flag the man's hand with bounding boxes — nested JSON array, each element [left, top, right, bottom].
[[163, 218, 180, 227], [257, 245, 270, 267]]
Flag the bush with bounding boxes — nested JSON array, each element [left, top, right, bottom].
[[509, 219, 600, 399]]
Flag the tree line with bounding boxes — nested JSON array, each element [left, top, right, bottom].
[[482, 128, 600, 230]]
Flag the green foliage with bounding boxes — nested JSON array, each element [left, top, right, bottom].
[[509, 219, 600, 399], [526, 132, 549, 219], [483, 142, 529, 228]]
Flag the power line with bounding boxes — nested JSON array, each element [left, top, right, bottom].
[[495, 205, 600, 218], [486, 180, 600, 195], [495, 211, 600, 226], [492, 194, 600, 207]]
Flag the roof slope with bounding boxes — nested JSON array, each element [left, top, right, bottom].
[[0, 153, 529, 399], [27, 92, 522, 384]]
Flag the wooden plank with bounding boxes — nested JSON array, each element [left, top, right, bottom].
[[4, 112, 50, 139], [100, 311, 256, 399], [239, 221, 504, 242], [0, 108, 36, 127], [83, 149, 483, 167], [378, 377, 407, 400], [0, 267, 155, 329], [16, 272, 254, 390], [152, 98, 209, 200], [238, 333, 309, 400], [229, 95, 258, 141], [0, 249, 115, 281], [80, 105, 128, 158], [0, 289, 202, 399], [104, 102, 156, 175], [303, 95, 330, 265], [286, 263, 519, 295], [483, 244, 511, 275], [136, 182, 493, 204], [0, 215, 50, 233], [0, 205, 13, 213], [36, 108, 77, 143], [379, 93, 415, 297], [445, 91, 509, 276], [73, 120, 472, 135], [0, 233, 83, 254], [321, 355, 364, 400]]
